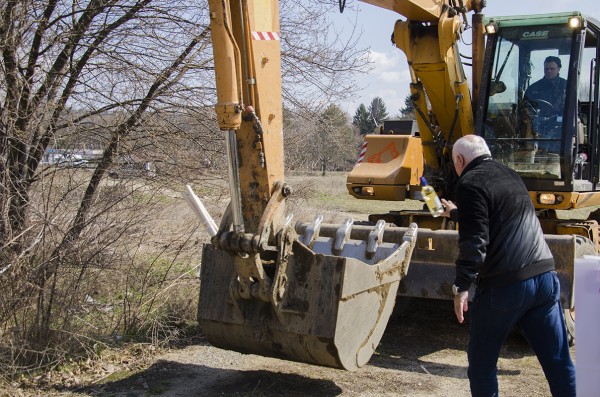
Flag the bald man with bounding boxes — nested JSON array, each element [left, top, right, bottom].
[[441, 135, 575, 397]]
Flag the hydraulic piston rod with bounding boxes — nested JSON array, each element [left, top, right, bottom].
[[226, 129, 245, 233]]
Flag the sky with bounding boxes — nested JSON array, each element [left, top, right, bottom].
[[333, 0, 600, 117]]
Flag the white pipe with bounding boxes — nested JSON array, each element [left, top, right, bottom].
[[182, 185, 218, 237]]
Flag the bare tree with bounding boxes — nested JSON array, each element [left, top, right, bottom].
[[284, 104, 359, 174], [0, 0, 221, 373], [1, 0, 209, 257], [280, 1, 370, 109], [0, 0, 371, 375]]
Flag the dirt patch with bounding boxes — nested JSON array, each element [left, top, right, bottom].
[[33, 298, 566, 397]]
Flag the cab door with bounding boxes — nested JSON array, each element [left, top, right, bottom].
[[579, 23, 600, 188]]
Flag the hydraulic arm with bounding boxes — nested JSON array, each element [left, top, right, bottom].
[[198, 0, 418, 370], [348, 0, 485, 201], [208, 0, 285, 234]]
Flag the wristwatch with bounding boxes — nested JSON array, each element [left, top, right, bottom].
[[452, 284, 462, 295]]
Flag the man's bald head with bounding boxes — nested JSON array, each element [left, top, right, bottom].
[[452, 135, 491, 176]]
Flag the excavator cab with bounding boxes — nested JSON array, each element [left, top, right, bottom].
[[477, 12, 600, 213], [476, 13, 600, 337]]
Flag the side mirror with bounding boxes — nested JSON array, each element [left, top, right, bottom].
[[489, 81, 506, 96]]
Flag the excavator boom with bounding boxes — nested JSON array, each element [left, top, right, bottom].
[[348, 0, 486, 202]]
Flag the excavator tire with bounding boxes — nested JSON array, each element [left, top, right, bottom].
[[567, 236, 597, 345]]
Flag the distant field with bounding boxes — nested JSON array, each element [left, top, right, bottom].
[[285, 171, 423, 224], [284, 170, 598, 223], [188, 169, 598, 232]]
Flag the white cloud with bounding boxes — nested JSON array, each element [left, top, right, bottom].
[[343, 49, 411, 114], [369, 50, 400, 70], [379, 71, 402, 82], [380, 69, 411, 83], [348, 50, 411, 115]]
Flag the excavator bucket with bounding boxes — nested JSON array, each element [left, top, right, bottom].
[[198, 220, 417, 370]]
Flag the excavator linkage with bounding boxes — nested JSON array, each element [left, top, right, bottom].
[[198, 222, 417, 370], [298, 223, 579, 307]]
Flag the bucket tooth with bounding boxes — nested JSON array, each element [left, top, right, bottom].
[[298, 214, 324, 248], [333, 217, 354, 255], [198, 223, 418, 370], [367, 219, 386, 259]]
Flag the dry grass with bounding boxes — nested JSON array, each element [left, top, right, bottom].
[[285, 171, 600, 223], [285, 171, 423, 224], [0, 170, 213, 381]]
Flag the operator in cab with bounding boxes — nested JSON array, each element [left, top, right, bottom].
[[524, 55, 567, 116], [523, 56, 567, 152]]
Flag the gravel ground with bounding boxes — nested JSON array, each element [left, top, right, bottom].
[[32, 298, 570, 397]]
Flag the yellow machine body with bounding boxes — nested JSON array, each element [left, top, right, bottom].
[[347, 135, 423, 200], [200, 0, 598, 370]]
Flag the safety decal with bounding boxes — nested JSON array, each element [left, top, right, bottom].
[[251, 31, 280, 41], [355, 141, 368, 165], [368, 142, 399, 163]]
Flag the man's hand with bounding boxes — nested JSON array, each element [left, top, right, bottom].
[[454, 291, 469, 323], [441, 198, 456, 218]]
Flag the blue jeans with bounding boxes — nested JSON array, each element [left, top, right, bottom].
[[467, 271, 576, 397]]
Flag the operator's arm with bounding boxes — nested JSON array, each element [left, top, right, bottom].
[[553, 77, 567, 114], [522, 84, 540, 132]]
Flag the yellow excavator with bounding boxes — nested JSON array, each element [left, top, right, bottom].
[[195, 0, 600, 370]]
